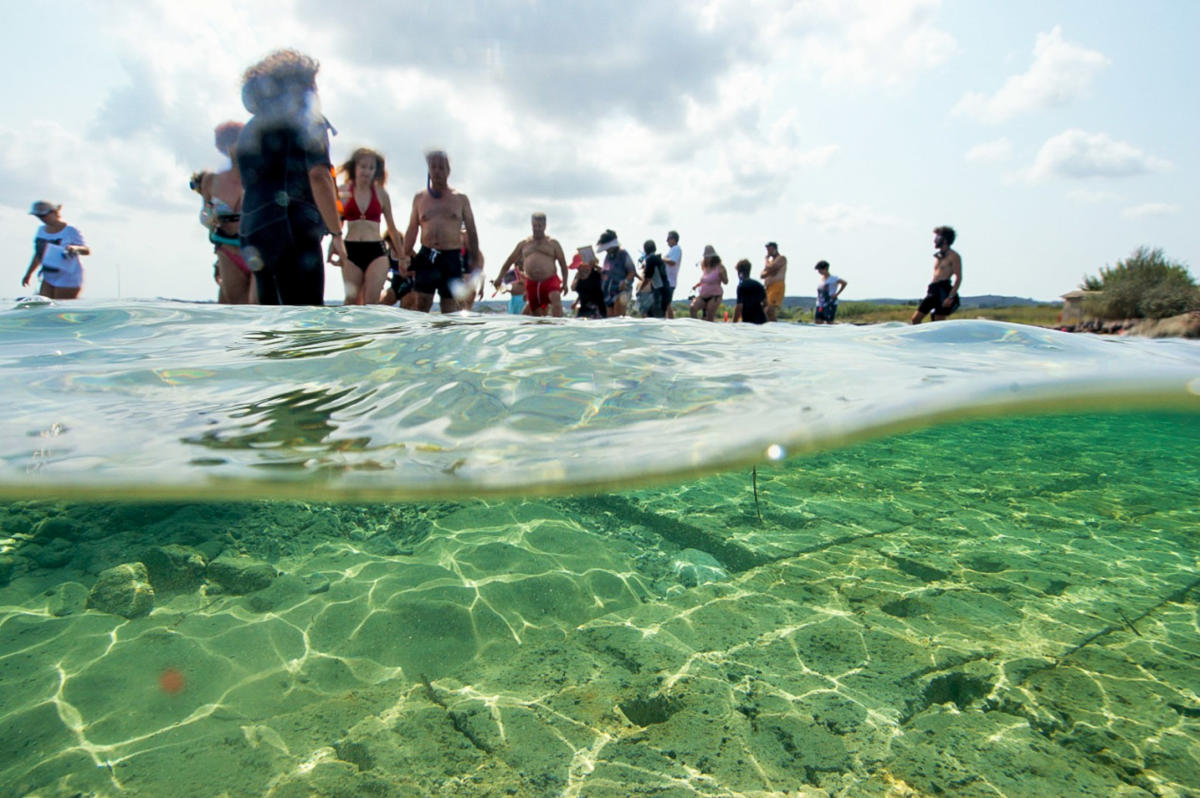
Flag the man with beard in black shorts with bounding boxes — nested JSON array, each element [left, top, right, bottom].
[[911, 225, 962, 323]]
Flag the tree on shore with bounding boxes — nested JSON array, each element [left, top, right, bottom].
[[1082, 246, 1200, 319]]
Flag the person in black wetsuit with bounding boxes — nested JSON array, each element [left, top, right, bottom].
[[235, 49, 346, 305]]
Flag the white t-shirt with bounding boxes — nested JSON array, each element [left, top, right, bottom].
[[664, 244, 682, 287], [816, 274, 841, 305], [35, 224, 86, 287]]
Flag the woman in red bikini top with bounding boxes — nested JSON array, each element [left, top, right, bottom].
[[336, 147, 402, 305]]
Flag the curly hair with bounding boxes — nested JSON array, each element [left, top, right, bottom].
[[241, 49, 319, 114], [213, 121, 244, 154], [340, 147, 387, 186]]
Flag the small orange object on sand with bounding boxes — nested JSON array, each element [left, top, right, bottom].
[[159, 667, 186, 694]]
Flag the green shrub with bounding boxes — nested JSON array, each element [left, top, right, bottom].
[[1083, 247, 1199, 319]]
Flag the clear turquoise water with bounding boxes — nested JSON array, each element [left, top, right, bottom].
[[0, 300, 1197, 796]]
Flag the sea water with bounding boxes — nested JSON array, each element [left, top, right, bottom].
[[0, 299, 1197, 797]]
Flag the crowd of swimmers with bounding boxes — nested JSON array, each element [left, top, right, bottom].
[[22, 49, 964, 326]]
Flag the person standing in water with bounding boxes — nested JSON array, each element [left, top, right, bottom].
[[761, 241, 787, 322], [337, 147, 402, 305], [813, 260, 847, 324], [596, 229, 635, 317], [22, 199, 88, 298], [571, 254, 605, 319], [193, 121, 254, 304], [403, 150, 481, 313], [690, 250, 727, 321], [22, 201, 89, 299], [493, 213, 569, 317], [733, 258, 767, 324], [662, 230, 682, 318], [911, 225, 962, 323], [236, 49, 346, 305]]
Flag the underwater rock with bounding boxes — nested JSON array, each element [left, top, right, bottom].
[[47, 581, 89, 616], [207, 554, 277, 594], [301, 573, 331, 594], [34, 516, 83, 540], [26, 537, 74, 569], [244, 574, 307, 613], [86, 562, 155, 619], [672, 548, 729, 587], [0, 554, 17, 586], [140, 544, 207, 593]]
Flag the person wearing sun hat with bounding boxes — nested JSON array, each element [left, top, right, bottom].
[[596, 229, 635, 317], [22, 201, 90, 299]]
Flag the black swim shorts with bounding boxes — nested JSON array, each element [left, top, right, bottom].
[[918, 279, 960, 317], [411, 246, 465, 300]]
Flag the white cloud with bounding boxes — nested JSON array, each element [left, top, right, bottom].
[[767, 0, 958, 88], [965, 138, 1013, 164], [1122, 202, 1181, 219], [796, 202, 902, 232], [954, 26, 1108, 122], [1027, 129, 1171, 181]]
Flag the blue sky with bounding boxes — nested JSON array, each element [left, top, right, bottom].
[[2, 0, 1195, 303]]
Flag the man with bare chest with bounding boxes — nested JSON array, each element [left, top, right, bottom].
[[493, 213, 569, 316], [911, 225, 962, 324], [403, 150, 481, 313]]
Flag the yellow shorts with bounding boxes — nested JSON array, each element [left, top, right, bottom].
[[766, 282, 785, 307]]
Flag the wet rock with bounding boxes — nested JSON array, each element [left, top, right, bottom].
[[672, 548, 728, 587], [207, 554, 276, 595], [86, 562, 155, 619], [47, 581, 89, 616], [140, 544, 207, 593]]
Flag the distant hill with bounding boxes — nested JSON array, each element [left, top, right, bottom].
[[780, 294, 1057, 310], [469, 295, 1059, 313]]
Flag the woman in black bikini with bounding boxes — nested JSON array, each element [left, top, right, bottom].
[[337, 148, 402, 305]]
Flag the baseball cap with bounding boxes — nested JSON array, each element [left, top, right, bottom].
[[29, 200, 60, 217]]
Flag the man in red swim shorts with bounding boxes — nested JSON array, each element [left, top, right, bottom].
[[493, 212, 569, 317]]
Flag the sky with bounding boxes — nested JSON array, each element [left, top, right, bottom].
[[2, 0, 1196, 304]]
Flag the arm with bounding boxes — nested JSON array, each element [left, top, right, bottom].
[[22, 239, 47, 287], [733, 301, 744, 322], [378, 187, 405, 257], [834, 278, 847, 299], [308, 164, 347, 265], [554, 241, 568, 287], [64, 245, 91, 257], [492, 241, 523, 288], [945, 254, 962, 305], [403, 194, 420, 259], [461, 195, 481, 271]]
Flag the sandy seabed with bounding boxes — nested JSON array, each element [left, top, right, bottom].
[[1, 413, 1198, 798]]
